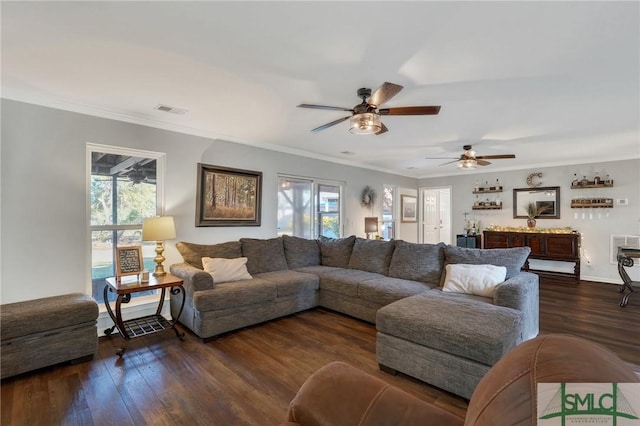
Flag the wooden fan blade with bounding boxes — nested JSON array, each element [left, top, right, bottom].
[[375, 122, 389, 135], [438, 159, 460, 166], [477, 159, 492, 166], [425, 156, 459, 160], [298, 104, 353, 112], [378, 106, 441, 115], [311, 116, 351, 132], [476, 154, 516, 159], [369, 82, 403, 107]]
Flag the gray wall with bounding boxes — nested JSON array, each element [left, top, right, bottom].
[[1, 99, 417, 303], [419, 159, 640, 283]]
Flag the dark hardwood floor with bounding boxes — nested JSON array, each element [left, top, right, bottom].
[[2, 278, 638, 425]]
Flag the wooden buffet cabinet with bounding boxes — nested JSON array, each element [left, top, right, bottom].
[[483, 230, 581, 282]]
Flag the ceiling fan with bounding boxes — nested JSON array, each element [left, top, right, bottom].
[[297, 82, 440, 135], [427, 145, 515, 169]]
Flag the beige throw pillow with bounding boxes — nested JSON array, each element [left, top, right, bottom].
[[442, 264, 507, 297], [202, 257, 252, 284]]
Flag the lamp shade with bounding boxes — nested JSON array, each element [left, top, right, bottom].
[[349, 113, 382, 135], [458, 159, 478, 170], [364, 217, 379, 233], [142, 216, 176, 241]]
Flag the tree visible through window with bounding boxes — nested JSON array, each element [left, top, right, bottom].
[[88, 146, 164, 303]]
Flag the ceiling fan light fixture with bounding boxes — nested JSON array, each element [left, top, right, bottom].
[[349, 112, 381, 135], [458, 159, 478, 170]]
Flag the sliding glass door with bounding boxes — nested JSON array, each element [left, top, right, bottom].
[[278, 176, 344, 238]]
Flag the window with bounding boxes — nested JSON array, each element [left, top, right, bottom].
[[278, 176, 344, 238], [381, 185, 395, 240], [317, 184, 341, 238], [88, 144, 165, 303]]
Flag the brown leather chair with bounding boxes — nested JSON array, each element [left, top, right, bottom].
[[282, 334, 639, 425]]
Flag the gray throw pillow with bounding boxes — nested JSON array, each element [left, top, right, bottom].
[[318, 235, 356, 268], [282, 235, 321, 269], [240, 237, 288, 275], [176, 241, 242, 269], [348, 238, 395, 275], [442, 245, 531, 282], [388, 240, 445, 283]]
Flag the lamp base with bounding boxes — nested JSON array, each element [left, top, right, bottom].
[[153, 241, 167, 276]]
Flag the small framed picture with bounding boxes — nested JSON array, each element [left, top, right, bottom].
[[115, 246, 143, 278], [401, 195, 417, 223]]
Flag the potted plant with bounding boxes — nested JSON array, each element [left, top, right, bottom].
[[524, 202, 548, 228]]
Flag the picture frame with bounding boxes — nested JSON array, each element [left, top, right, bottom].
[[115, 246, 143, 278], [401, 195, 417, 223], [196, 163, 262, 227]]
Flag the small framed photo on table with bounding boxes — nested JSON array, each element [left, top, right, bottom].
[[115, 246, 143, 279]]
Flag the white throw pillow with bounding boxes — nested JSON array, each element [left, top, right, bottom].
[[442, 264, 507, 297], [202, 257, 252, 284]]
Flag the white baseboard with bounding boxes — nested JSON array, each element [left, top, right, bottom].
[[580, 275, 623, 285]]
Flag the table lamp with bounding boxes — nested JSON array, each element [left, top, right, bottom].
[[142, 216, 176, 276], [364, 217, 378, 239]]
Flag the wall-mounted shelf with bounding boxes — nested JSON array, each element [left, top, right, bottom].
[[473, 205, 502, 210], [571, 181, 613, 189], [473, 188, 503, 194], [571, 199, 614, 208]]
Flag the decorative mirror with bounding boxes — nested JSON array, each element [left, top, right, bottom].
[[513, 186, 561, 219]]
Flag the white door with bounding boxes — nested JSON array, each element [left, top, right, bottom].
[[420, 187, 452, 244], [422, 190, 439, 243]]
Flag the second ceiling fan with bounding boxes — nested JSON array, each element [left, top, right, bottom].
[[427, 145, 516, 169], [297, 82, 440, 135]]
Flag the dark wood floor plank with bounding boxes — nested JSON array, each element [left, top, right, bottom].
[[48, 374, 94, 426], [1, 278, 638, 425]]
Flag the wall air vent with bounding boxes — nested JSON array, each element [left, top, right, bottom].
[[155, 104, 188, 115]]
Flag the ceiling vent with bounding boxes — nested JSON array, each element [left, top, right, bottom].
[[155, 104, 188, 115]]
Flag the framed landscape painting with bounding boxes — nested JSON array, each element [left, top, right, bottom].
[[196, 163, 262, 227], [401, 195, 417, 223]]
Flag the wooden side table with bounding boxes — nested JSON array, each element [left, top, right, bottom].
[[617, 247, 640, 307], [104, 273, 185, 356]]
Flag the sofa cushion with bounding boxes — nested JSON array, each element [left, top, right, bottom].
[[176, 241, 242, 269], [283, 235, 321, 268], [318, 235, 356, 268], [192, 278, 276, 311], [202, 257, 253, 284], [348, 238, 395, 275], [442, 245, 531, 282], [357, 276, 433, 306], [255, 270, 320, 298], [376, 292, 523, 366], [240, 237, 288, 275], [318, 269, 382, 297], [442, 264, 507, 298], [388, 241, 445, 283]]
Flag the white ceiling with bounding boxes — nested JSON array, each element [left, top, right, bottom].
[[2, 1, 639, 178]]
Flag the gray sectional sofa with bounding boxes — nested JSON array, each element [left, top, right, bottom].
[[170, 235, 539, 398]]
